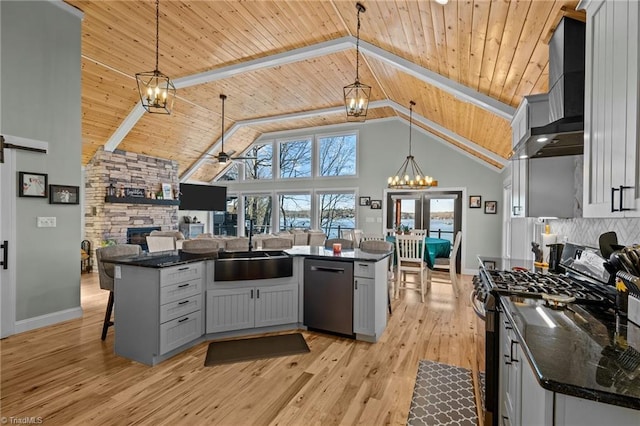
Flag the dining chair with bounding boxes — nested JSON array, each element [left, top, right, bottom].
[[96, 244, 142, 340], [361, 233, 385, 242], [324, 238, 355, 250], [340, 229, 355, 241], [262, 237, 293, 249], [182, 238, 225, 252], [410, 229, 428, 237], [432, 231, 462, 297], [352, 229, 364, 247], [145, 235, 176, 252], [307, 231, 327, 246], [223, 238, 250, 251], [360, 239, 395, 314], [385, 228, 396, 237], [395, 234, 429, 302]]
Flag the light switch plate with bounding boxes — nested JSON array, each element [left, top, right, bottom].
[[37, 217, 56, 227]]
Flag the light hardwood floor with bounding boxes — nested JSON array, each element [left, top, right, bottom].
[[1, 270, 485, 425]]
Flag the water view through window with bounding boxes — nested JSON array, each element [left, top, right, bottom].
[[399, 198, 455, 244]]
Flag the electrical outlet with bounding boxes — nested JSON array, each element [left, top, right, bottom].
[[37, 217, 56, 227]]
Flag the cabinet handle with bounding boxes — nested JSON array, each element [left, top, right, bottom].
[[178, 317, 189, 323], [256, 289, 260, 298], [504, 353, 512, 365], [611, 186, 618, 212], [178, 267, 189, 271], [355, 279, 358, 290], [1, 240, 7, 270], [503, 320, 512, 330], [620, 185, 633, 212], [502, 415, 509, 426], [177, 283, 189, 288], [250, 289, 254, 299], [510, 340, 519, 363], [178, 300, 189, 305]]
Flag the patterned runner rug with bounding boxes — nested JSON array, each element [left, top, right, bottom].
[[407, 360, 478, 426]]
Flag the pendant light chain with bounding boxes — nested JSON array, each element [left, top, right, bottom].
[[408, 100, 415, 157], [355, 5, 361, 82], [154, 0, 160, 72]]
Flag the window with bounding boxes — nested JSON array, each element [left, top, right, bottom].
[[279, 138, 312, 179], [279, 193, 311, 230], [244, 144, 273, 180], [318, 133, 357, 177], [217, 163, 240, 181], [318, 192, 356, 238], [213, 196, 238, 236], [244, 195, 273, 235]]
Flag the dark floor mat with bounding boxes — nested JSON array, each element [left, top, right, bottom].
[[407, 360, 478, 426], [204, 333, 310, 366]]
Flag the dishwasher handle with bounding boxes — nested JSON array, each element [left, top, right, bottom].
[[310, 265, 345, 274]]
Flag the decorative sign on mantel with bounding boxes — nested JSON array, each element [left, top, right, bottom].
[[125, 187, 146, 198]]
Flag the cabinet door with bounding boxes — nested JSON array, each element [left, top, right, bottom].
[[159, 310, 202, 355], [583, 0, 640, 217], [254, 283, 298, 328], [500, 317, 521, 426], [353, 277, 375, 335], [206, 288, 254, 333], [520, 356, 553, 426]]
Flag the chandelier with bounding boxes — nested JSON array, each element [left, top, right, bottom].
[[387, 101, 437, 189], [343, 2, 371, 122], [135, 0, 176, 114]]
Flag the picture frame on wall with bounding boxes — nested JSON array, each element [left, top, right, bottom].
[[49, 185, 79, 205], [162, 183, 173, 200], [484, 200, 497, 214], [370, 200, 382, 209], [18, 171, 48, 198], [359, 196, 370, 206], [469, 195, 481, 208]]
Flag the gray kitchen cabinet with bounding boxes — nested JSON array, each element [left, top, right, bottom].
[[353, 260, 387, 342], [583, 0, 640, 217], [114, 262, 204, 366], [205, 283, 298, 333], [499, 314, 522, 426], [511, 93, 550, 149]]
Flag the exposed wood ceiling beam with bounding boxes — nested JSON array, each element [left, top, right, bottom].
[[358, 39, 515, 121], [104, 36, 514, 155]]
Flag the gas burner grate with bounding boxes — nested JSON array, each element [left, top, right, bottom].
[[486, 269, 607, 304]]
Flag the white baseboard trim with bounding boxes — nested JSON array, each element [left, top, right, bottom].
[[15, 306, 83, 334]]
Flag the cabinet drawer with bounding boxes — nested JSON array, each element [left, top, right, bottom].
[[159, 310, 202, 355], [160, 293, 203, 323], [353, 261, 375, 279], [160, 263, 203, 287], [160, 278, 202, 304]]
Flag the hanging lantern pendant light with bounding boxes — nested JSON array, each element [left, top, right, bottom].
[[135, 0, 176, 114], [344, 2, 371, 122], [387, 101, 437, 189]]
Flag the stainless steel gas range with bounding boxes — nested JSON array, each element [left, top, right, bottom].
[[472, 243, 618, 426]]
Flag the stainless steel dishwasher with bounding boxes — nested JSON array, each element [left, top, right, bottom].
[[303, 258, 354, 337]]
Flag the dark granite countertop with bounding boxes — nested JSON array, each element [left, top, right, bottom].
[[285, 246, 392, 262], [500, 296, 640, 410], [102, 249, 218, 268]]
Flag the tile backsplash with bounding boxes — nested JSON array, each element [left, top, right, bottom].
[[549, 218, 640, 247]]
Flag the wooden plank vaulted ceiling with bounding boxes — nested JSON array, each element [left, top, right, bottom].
[[66, 0, 583, 182]]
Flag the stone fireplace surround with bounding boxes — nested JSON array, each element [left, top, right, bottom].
[[84, 148, 179, 263]]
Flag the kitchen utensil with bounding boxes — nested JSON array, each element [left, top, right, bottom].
[[599, 231, 618, 260]]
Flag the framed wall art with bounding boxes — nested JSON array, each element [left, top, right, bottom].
[[484, 200, 497, 214], [469, 195, 481, 208], [18, 171, 48, 198], [359, 196, 370, 206], [370, 200, 382, 209], [49, 185, 79, 204]]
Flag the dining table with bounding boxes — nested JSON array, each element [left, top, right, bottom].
[[385, 235, 451, 269]]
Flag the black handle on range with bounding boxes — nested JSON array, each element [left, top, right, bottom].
[[1, 240, 7, 270]]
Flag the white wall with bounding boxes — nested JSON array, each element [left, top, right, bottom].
[[224, 118, 505, 272], [1, 1, 82, 323]]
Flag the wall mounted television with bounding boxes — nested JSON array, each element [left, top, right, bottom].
[[179, 183, 227, 211]]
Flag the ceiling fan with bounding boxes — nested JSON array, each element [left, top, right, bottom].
[[205, 94, 257, 164]]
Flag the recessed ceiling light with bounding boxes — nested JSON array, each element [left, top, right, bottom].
[[519, 154, 528, 159], [537, 137, 549, 142], [435, 0, 448, 4]]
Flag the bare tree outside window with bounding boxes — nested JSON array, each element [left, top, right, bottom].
[[280, 139, 312, 178], [244, 195, 272, 234], [279, 194, 311, 230], [319, 192, 356, 238], [318, 134, 356, 177], [244, 144, 273, 180]]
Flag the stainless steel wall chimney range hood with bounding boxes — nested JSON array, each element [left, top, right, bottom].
[[511, 17, 586, 159]]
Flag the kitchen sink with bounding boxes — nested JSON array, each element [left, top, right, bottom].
[[215, 250, 293, 281]]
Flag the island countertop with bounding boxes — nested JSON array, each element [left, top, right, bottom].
[[101, 249, 218, 268], [284, 245, 392, 262]]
